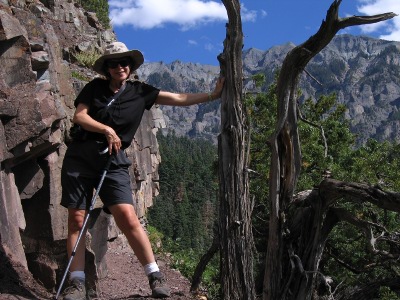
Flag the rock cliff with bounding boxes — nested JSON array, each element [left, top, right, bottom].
[[0, 0, 164, 297]]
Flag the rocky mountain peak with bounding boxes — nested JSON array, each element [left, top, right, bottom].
[[139, 34, 400, 146]]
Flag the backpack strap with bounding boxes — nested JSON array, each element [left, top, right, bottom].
[[106, 83, 127, 107]]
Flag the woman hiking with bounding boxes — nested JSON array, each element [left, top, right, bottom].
[[60, 41, 224, 299]]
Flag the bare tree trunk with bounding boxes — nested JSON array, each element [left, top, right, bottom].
[[263, 1, 396, 299], [217, 0, 255, 299]]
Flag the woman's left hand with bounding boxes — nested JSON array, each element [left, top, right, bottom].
[[211, 77, 225, 100], [155, 76, 225, 106]]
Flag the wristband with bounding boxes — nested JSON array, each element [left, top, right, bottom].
[[208, 92, 213, 101]]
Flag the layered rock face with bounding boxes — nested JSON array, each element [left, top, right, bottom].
[[0, 0, 164, 297]]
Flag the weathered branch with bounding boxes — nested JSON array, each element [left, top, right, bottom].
[[331, 207, 399, 260], [331, 207, 388, 232], [338, 13, 398, 30], [326, 245, 366, 273], [336, 278, 400, 300], [281, 179, 400, 299], [298, 1, 396, 63], [304, 69, 322, 86], [329, 243, 398, 274], [190, 231, 219, 293], [297, 107, 328, 157], [320, 179, 400, 213]]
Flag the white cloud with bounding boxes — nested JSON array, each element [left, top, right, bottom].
[[109, 0, 264, 30], [241, 4, 257, 22], [109, 0, 227, 29], [261, 10, 268, 18], [188, 39, 198, 45], [356, 0, 400, 41], [204, 42, 214, 51]]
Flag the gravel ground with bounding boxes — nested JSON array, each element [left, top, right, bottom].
[[0, 235, 199, 300], [98, 236, 196, 300]]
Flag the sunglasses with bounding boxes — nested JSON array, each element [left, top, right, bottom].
[[106, 59, 130, 69]]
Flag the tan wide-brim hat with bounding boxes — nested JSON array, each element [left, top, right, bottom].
[[93, 42, 144, 75]]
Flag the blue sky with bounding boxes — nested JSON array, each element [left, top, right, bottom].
[[108, 0, 400, 66]]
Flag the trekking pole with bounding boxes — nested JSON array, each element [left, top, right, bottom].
[[55, 152, 113, 299]]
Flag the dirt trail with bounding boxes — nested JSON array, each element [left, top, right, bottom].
[[0, 235, 196, 300], [98, 236, 195, 299]]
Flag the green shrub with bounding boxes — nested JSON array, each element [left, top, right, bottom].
[[76, 0, 111, 28], [73, 49, 101, 68], [380, 286, 400, 300], [165, 243, 220, 300], [147, 225, 164, 254], [71, 70, 90, 82]]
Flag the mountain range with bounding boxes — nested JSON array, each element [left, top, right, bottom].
[[137, 34, 400, 146]]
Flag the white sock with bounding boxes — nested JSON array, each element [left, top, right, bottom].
[[70, 271, 85, 281], [144, 262, 159, 276]]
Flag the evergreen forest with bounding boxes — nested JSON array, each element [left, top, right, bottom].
[[148, 133, 218, 253], [148, 134, 220, 295]]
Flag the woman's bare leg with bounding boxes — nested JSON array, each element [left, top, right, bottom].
[[108, 203, 155, 265], [67, 208, 87, 272], [105, 203, 170, 298]]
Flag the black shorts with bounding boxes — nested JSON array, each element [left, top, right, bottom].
[[61, 140, 134, 211]]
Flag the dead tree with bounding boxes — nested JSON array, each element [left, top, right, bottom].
[[217, 0, 255, 299], [263, 1, 397, 299], [287, 179, 400, 300]]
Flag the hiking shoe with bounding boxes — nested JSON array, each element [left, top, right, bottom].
[[62, 278, 86, 300], [148, 271, 171, 298]]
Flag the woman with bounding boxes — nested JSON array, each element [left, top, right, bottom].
[[60, 41, 224, 300]]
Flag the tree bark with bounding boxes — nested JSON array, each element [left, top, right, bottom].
[[217, 0, 255, 299], [263, 1, 397, 299]]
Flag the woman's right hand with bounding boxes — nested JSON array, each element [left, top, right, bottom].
[[73, 104, 121, 154], [104, 126, 121, 154]]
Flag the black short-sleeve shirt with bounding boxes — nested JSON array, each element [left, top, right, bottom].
[[74, 78, 160, 149]]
